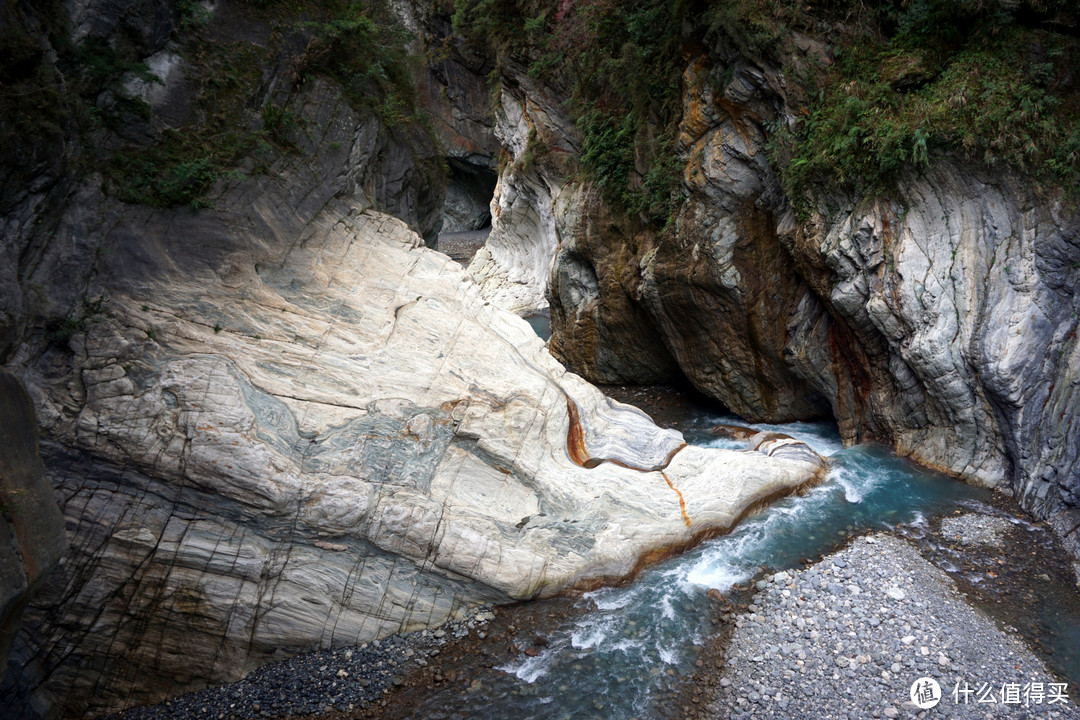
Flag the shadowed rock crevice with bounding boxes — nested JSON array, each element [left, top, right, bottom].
[[0, 371, 66, 678], [442, 159, 496, 233]]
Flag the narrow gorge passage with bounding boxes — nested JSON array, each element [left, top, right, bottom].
[[436, 229, 490, 266], [4, 0, 1079, 718], [437, 157, 497, 265]]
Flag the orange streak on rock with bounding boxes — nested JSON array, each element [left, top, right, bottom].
[[662, 471, 692, 528], [565, 397, 591, 467], [565, 395, 691, 527]]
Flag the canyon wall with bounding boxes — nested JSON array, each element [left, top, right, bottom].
[[0, 2, 827, 717], [476, 39, 1080, 569], [0, 371, 66, 681], [2, 1, 1077, 716]]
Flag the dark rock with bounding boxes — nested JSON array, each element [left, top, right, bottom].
[[0, 370, 65, 675]]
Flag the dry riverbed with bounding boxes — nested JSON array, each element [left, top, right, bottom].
[[696, 532, 1079, 720]]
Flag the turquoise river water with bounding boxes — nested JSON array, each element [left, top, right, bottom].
[[396, 401, 1080, 720]]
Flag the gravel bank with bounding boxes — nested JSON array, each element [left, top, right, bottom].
[[704, 533, 1079, 719], [105, 608, 498, 720], [940, 513, 1013, 547], [436, 229, 489, 265], [101, 508, 1080, 720]]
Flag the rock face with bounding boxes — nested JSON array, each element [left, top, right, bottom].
[[786, 161, 1080, 574], [2, 199, 825, 718], [0, 371, 66, 678], [0, 12, 826, 714], [4, 2, 1075, 717], [475, 42, 1080, 572], [403, 3, 500, 235], [466, 72, 682, 383], [784, 163, 1079, 488], [466, 75, 565, 315]]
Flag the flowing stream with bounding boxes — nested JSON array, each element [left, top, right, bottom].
[[398, 402, 1080, 720]]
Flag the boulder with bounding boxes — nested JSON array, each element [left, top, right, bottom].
[[4, 204, 825, 717]]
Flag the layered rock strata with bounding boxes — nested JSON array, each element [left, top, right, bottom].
[[474, 42, 1080, 572], [467, 71, 682, 383], [466, 73, 575, 316], [2, 201, 825, 718], [2, 5, 825, 716]]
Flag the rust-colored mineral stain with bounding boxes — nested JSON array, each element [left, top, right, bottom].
[[662, 471, 692, 527], [660, 442, 688, 468], [565, 395, 691, 526], [565, 397, 591, 467]]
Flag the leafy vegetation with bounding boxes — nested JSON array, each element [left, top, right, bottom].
[[447, 0, 689, 227], [47, 296, 108, 344], [713, 0, 1080, 201], [0, 2, 78, 201], [292, 0, 424, 125], [3, 0, 433, 209], [103, 35, 270, 208], [8, 0, 1077, 216], [106, 0, 433, 208], [446, 0, 1079, 218]]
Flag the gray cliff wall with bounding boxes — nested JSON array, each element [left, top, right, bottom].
[[468, 68, 683, 381], [0, 0, 446, 370], [783, 162, 1080, 566], [472, 42, 1080, 567]]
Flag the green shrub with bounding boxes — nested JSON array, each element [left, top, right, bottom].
[[745, 0, 1080, 201], [86, 0, 436, 208], [450, 0, 688, 228], [295, 0, 424, 125], [451, 0, 1078, 217]]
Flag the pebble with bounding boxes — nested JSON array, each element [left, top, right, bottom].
[[102, 605, 498, 720], [940, 513, 1012, 547], [702, 535, 1080, 719]]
